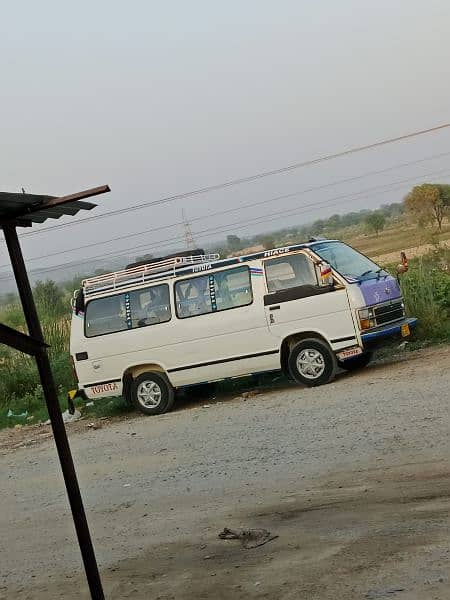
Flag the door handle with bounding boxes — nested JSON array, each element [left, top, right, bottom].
[[269, 305, 280, 311]]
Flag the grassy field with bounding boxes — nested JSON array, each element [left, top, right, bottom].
[[340, 220, 450, 258], [0, 225, 449, 429]]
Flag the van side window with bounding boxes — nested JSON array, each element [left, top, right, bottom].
[[128, 285, 171, 328], [175, 266, 252, 318], [265, 253, 317, 293], [85, 294, 128, 337], [85, 284, 171, 337]]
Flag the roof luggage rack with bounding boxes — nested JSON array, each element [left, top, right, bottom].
[[82, 253, 220, 298], [126, 248, 207, 269]]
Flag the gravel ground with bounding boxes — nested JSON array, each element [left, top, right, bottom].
[[1, 345, 449, 600]]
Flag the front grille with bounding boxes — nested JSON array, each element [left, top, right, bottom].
[[374, 301, 404, 326]]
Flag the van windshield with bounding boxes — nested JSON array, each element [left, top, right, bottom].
[[312, 241, 385, 282]]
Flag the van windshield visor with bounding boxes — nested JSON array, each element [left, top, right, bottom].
[[312, 241, 385, 282]]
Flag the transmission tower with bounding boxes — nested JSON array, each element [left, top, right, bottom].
[[182, 208, 196, 250]]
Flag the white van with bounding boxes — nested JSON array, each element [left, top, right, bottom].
[[70, 240, 417, 415]]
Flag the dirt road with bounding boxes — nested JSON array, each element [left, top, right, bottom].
[[1, 346, 449, 599]]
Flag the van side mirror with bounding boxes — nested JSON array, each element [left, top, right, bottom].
[[316, 262, 334, 287], [72, 288, 85, 315]]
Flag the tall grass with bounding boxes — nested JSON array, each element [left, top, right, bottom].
[[0, 309, 75, 428], [398, 246, 450, 342]]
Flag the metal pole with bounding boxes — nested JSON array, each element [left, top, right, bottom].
[[3, 223, 105, 600]]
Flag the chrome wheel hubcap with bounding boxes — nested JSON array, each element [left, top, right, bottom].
[[296, 349, 325, 379], [137, 381, 162, 408]]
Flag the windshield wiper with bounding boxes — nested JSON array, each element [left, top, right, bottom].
[[359, 268, 387, 280]]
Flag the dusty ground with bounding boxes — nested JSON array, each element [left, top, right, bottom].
[[1, 345, 449, 600]]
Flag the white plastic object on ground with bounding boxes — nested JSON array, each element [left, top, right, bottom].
[[44, 409, 81, 425]]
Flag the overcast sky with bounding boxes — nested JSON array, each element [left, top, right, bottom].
[[1, 0, 450, 284]]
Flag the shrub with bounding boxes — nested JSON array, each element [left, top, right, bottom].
[[399, 247, 450, 342]]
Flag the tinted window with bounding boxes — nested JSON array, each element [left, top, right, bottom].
[[85, 284, 171, 337], [175, 266, 252, 318], [128, 285, 171, 328], [265, 253, 317, 293]]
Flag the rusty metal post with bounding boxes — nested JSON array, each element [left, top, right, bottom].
[[3, 223, 104, 600]]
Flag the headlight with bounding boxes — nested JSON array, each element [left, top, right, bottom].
[[358, 308, 375, 330]]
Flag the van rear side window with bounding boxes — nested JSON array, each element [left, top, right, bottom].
[[175, 266, 252, 318], [85, 284, 171, 337]]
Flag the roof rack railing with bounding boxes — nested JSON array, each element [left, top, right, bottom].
[[82, 253, 220, 297]]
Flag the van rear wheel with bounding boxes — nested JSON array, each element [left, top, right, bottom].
[[288, 338, 337, 387], [132, 372, 175, 415]]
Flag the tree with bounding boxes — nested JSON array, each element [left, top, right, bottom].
[[327, 214, 341, 229], [134, 254, 154, 264], [436, 184, 450, 209], [311, 219, 325, 235], [365, 212, 386, 236], [226, 235, 242, 251], [340, 212, 360, 227], [380, 202, 404, 219], [259, 234, 275, 250], [404, 184, 448, 230], [61, 275, 84, 294], [33, 280, 65, 319], [5, 292, 18, 305]]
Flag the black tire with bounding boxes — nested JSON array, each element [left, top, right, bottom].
[[338, 351, 373, 372], [122, 374, 133, 406], [288, 338, 337, 387], [131, 372, 175, 415]]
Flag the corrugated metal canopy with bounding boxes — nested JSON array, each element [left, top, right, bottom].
[[0, 185, 110, 228]]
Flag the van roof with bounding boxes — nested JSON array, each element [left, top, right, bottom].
[[82, 240, 335, 299]]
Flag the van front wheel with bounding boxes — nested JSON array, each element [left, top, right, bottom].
[[132, 372, 175, 415], [288, 339, 337, 387]]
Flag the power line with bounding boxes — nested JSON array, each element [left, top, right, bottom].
[[76, 165, 448, 261], [0, 171, 443, 278], [4, 122, 450, 241], [2, 165, 449, 281], [3, 149, 450, 266]]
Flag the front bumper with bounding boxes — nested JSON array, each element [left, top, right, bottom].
[[361, 317, 418, 347]]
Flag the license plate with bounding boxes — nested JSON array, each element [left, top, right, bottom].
[[337, 346, 363, 360], [401, 323, 410, 337]]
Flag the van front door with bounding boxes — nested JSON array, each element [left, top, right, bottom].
[[263, 251, 356, 346]]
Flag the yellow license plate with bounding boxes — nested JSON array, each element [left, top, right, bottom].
[[401, 323, 410, 337]]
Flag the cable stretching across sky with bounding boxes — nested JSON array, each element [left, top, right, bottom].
[[1, 158, 448, 269], [1, 163, 449, 280], [4, 149, 449, 259], [5, 122, 449, 241]]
